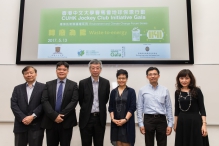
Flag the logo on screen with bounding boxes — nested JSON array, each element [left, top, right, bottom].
[[49, 47, 67, 58], [110, 49, 122, 57], [53, 47, 63, 54], [78, 50, 85, 56], [56, 47, 61, 53], [145, 46, 150, 52]]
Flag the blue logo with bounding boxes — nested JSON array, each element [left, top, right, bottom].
[[78, 50, 85, 56]]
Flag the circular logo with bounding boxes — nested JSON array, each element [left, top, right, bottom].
[[145, 46, 150, 51]]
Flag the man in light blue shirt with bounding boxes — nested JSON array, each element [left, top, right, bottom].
[[137, 67, 173, 146]]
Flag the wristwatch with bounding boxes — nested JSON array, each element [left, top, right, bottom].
[[32, 113, 37, 119]]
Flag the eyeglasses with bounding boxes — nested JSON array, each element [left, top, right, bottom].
[[117, 78, 127, 80], [23, 72, 35, 75], [90, 67, 101, 71], [147, 73, 158, 76], [57, 68, 68, 72]]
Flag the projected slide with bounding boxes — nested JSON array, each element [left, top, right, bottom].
[[38, 7, 170, 60]]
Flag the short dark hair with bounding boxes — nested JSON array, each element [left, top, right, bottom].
[[22, 66, 37, 74], [116, 69, 128, 78], [88, 59, 102, 68], [56, 61, 69, 69], [146, 67, 160, 75]]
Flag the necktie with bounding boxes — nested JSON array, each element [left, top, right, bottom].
[[55, 81, 63, 112]]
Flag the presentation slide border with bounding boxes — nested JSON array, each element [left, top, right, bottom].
[[16, 0, 194, 64]]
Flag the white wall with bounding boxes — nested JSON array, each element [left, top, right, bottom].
[[0, 0, 219, 145]]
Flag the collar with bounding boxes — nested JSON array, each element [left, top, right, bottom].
[[148, 83, 159, 89], [117, 85, 129, 90], [57, 78, 67, 83], [91, 76, 99, 82], [26, 81, 36, 87]]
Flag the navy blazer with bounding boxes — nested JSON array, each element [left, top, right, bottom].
[[41, 79, 79, 129], [108, 86, 136, 146], [11, 82, 45, 133]]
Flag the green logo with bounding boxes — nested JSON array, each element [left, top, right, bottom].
[[78, 50, 85, 56], [110, 50, 121, 57]]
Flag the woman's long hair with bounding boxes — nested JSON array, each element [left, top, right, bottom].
[[176, 69, 198, 98]]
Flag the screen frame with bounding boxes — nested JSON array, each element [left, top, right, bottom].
[[16, 0, 194, 64]]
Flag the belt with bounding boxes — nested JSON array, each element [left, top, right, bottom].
[[144, 114, 165, 118], [90, 112, 100, 116]]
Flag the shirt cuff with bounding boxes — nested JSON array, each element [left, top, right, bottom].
[[168, 122, 173, 127], [32, 113, 37, 119], [138, 122, 144, 127]]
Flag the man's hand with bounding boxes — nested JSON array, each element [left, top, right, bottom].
[[166, 127, 172, 136], [140, 126, 145, 135], [22, 115, 34, 125], [55, 114, 64, 123]]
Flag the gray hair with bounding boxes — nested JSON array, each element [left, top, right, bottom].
[[88, 59, 103, 68]]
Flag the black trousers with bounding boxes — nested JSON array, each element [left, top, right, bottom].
[[46, 123, 73, 146], [80, 114, 105, 146], [14, 129, 44, 146], [144, 114, 167, 146]]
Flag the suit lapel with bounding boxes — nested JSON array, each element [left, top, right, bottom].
[[62, 79, 69, 104], [28, 82, 38, 104], [98, 77, 103, 101], [87, 77, 94, 95], [21, 83, 28, 104], [53, 80, 57, 106]]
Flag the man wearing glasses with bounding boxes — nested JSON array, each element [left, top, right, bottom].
[[11, 66, 45, 146], [137, 67, 173, 146], [78, 59, 110, 146], [41, 61, 79, 146]]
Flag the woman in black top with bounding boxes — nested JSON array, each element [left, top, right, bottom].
[[108, 69, 136, 146], [174, 69, 209, 146]]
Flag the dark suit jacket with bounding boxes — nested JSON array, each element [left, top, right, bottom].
[[41, 79, 78, 129], [79, 76, 110, 129], [11, 82, 45, 133]]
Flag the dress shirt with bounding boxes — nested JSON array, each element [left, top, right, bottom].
[[26, 81, 37, 117], [26, 81, 36, 104], [91, 77, 99, 113], [56, 78, 67, 101], [137, 84, 173, 127]]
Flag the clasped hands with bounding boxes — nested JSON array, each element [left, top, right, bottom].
[[112, 119, 127, 126], [22, 115, 34, 125], [55, 114, 64, 123]]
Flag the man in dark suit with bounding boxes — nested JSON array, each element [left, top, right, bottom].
[[79, 59, 110, 146], [11, 66, 45, 146], [41, 61, 78, 146]]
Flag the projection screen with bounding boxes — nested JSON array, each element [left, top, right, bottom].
[[16, 0, 194, 64]]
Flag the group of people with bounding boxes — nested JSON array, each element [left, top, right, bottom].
[[10, 59, 209, 146]]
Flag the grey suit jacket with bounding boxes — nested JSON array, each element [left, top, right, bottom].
[[11, 82, 45, 133]]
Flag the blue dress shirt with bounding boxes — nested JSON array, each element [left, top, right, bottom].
[[137, 84, 173, 127], [91, 77, 99, 113]]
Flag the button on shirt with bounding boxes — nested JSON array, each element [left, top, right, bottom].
[[91, 77, 99, 113], [56, 78, 67, 101], [26, 81, 36, 104], [137, 84, 173, 127]]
